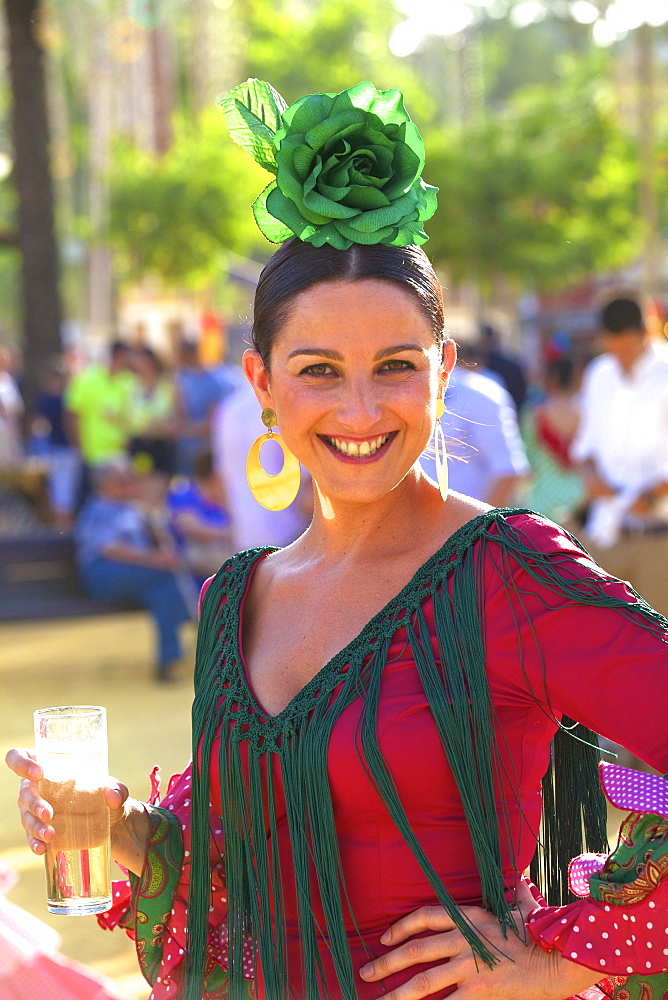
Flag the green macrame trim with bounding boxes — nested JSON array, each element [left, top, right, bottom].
[[183, 509, 668, 1000]]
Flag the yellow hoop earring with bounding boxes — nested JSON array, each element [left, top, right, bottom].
[[434, 399, 448, 501], [246, 408, 301, 511]]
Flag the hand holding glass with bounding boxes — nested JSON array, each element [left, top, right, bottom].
[[33, 705, 112, 915]]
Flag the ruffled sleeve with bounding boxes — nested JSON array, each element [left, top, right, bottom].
[[98, 763, 252, 1000], [527, 765, 668, 996]]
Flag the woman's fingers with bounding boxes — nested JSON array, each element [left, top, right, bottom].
[[106, 778, 130, 824], [5, 747, 55, 854], [380, 904, 489, 947], [369, 963, 459, 1000], [360, 930, 463, 983], [18, 783, 55, 854], [5, 747, 42, 782]]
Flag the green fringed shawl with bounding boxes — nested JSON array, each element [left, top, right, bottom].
[[182, 508, 668, 1000]]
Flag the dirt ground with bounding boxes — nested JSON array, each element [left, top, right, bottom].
[[0, 610, 198, 1000]]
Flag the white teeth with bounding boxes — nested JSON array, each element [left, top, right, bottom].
[[327, 434, 390, 456]]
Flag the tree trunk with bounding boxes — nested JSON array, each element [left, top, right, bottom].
[[3, 0, 62, 418]]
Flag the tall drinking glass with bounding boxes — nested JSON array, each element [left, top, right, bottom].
[[33, 705, 112, 915]]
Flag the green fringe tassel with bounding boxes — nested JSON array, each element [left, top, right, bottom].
[[530, 718, 610, 906]]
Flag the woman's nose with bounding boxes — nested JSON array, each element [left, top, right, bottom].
[[335, 377, 383, 431]]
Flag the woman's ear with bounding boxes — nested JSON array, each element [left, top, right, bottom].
[[242, 349, 274, 410], [441, 338, 457, 386]]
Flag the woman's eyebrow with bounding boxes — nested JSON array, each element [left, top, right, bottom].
[[286, 344, 426, 361], [286, 348, 343, 361], [373, 344, 427, 360]]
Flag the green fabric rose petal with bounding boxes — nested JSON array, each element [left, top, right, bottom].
[[221, 78, 438, 248]]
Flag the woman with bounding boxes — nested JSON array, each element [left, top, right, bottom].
[[127, 345, 177, 481], [520, 355, 586, 526], [7, 81, 668, 1000]]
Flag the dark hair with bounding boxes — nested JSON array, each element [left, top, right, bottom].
[[137, 345, 164, 375], [110, 340, 131, 358], [251, 239, 446, 364], [544, 355, 575, 392], [177, 338, 199, 360], [192, 448, 215, 480], [600, 297, 643, 335]]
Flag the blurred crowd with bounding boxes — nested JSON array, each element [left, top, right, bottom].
[[1, 293, 667, 685]]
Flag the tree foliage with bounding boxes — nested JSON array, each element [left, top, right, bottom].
[[425, 58, 641, 291], [107, 108, 269, 288]]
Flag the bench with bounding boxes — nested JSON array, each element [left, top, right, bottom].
[[0, 532, 136, 622]]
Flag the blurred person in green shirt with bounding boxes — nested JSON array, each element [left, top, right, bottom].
[[65, 340, 137, 504]]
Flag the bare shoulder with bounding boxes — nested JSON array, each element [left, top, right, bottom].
[[441, 491, 492, 536]]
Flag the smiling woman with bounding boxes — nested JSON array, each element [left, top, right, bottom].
[[7, 79, 668, 1000]]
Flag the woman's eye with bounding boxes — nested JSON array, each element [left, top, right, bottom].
[[300, 363, 334, 377], [379, 359, 415, 373]]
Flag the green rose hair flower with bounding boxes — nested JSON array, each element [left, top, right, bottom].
[[220, 79, 438, 250]]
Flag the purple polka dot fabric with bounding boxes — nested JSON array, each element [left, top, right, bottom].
[[599, 762, 668, 819], [569, 853, 609, 898]]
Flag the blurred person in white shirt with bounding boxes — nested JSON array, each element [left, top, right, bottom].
[[571, 296, 668, 617]]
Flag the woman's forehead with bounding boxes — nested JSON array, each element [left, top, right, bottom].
[[273, 279, 435, 349]]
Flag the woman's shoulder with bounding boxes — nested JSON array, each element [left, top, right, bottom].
[[438, 497, 587, 566], [197, 545, 277, 616]]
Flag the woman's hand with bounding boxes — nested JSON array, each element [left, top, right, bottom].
[[5, 747, 150, 875], [359, 885, 602, 1000]]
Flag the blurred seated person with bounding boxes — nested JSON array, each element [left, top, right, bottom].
[[127, 346, 177, 487], [29, 358, 81, 529], [73, 459, 192, 683], [166, 449, 233, 586]]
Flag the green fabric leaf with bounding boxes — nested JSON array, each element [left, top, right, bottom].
[[335, 220, 395, 244], [252, 182, 295, 243], [318, 180, 351, 202], [344, 81, 411, 128], [265, 186, 319, 239], [341, 185, 391, 210], [308, 223, 353, 249], [219, 79, 287, 174], [305, 111, 367, 151], [416, 180, 439, 221], [282, 92, 335, 133], [302, 188, 359, 220], [292, 144, 317, 181], [344, 190, 418, 234]]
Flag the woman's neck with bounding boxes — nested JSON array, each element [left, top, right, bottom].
[[299, 468, 448, 564]]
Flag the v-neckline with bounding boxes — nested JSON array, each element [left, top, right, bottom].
[[232, 508, 515, 722]]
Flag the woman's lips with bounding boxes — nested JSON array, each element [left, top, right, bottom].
[[319, 431, 397, 463]]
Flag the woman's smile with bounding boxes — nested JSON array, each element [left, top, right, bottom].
[[320, 431, 395, 461]]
